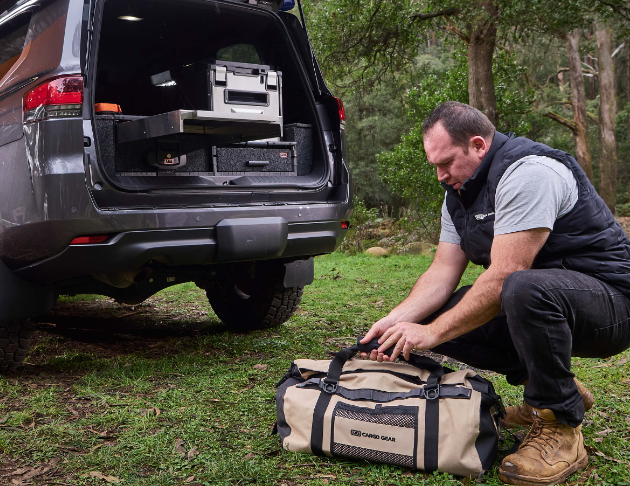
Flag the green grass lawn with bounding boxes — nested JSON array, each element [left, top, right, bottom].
[[0, 253, 629, 485]]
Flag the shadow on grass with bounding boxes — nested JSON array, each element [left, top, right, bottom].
[[16, 296, 257, 376]]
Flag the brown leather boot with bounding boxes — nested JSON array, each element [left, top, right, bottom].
[[499, 408, 588, 485], [502, 378, 594, 428]]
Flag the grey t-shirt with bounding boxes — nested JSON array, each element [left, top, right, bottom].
[[440, 155, 579, 245]]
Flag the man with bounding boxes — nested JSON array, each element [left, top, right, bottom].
[[361, 101, 630, 485]]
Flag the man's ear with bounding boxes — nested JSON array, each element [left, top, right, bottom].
[[470, 136, 488, 156]]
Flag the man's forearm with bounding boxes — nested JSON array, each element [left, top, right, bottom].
[[430, 268, 503, 344], [388, 265, 462, 323]]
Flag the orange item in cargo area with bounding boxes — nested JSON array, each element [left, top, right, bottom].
[[95, 103, 122, 113]]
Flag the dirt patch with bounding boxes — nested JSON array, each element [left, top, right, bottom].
[[23, 295, 231, 367]]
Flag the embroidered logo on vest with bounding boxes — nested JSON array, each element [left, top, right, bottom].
[[474, 212, 495, 221]]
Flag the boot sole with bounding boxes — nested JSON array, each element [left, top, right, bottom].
[[498, 451, 588, 486]]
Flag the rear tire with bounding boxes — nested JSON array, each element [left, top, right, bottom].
[[0, 319, 33, 373], [204, 262, 304, 331]]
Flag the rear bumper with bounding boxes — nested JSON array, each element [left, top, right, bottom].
[[15, 220, 347, 285]]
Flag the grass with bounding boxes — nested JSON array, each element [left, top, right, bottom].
[[0, 253, 628, 485]]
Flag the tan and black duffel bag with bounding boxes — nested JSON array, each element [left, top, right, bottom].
[[275, 339, 505, 477]]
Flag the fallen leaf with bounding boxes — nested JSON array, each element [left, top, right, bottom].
[[149, 407, 161, 417], [596, 428, 613, 436], [316, 474, 336, 479], [56, 445, 81, 452], [174, 438, 186, 455], [253, 364, 268, 371], [90, 471, 121, 483], [236, 383, 255, 393], [593, 437, 603, 443], [243, 452, 256, 460], [586, 445, 630, 466], [0, 415, 8, 424], [22, 465, 52, 480], [617, 358, 628, 366], [209, 399, 220, 402], [597, 411, 609, 418], [591, 363, 612, 368], [187, 446, 200, 460], [185, 477, 196, 483], [626, 416, 630, 426]]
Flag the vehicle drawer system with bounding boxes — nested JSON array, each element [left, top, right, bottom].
[[94, 60, 315, 180]]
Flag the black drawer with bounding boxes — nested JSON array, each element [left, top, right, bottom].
[[214, 143, 296, 173]]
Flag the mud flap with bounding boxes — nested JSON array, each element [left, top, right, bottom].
[[215, 217, 288, 262], [0, 259, 57, 320], [283, 258, 314, 288]]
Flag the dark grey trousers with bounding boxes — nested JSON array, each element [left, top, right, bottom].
[[422, 269, 630, 427]]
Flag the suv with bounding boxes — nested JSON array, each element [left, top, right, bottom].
[[0, 0, 351, 372]]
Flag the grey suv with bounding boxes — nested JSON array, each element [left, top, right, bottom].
[[0, 0, 352, 372]]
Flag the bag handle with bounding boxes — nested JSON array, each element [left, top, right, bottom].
[[357, 338, 445, 375], [322, 338, 444, 391]]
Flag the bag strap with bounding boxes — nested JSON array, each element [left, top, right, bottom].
[[310, 338, 446, 462], [298, 378, 472, 401], [423, 369, 440, 472]]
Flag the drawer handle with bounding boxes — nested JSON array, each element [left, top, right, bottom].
[[248, 161, 270, 166]]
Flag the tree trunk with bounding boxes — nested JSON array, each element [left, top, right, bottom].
[[596, 23, 618, 215], [587, 54, 596, 99], [567, 29, 594, 183], [627, 40, 630, 153], [467, 7, 497, 125]]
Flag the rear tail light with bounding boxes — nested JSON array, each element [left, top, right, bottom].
[[341, 221, 350, 229], [70, 235, 109, 245], [334, 96, 346, 125], [23, 75, 84, 123]]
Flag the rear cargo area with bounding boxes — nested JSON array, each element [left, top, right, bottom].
[[92, 0, 324, 189]]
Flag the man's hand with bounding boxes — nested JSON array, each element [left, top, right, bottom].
[[359, 241, 469, 360], [376, 322, 441, 362], [359, 314, 399, 360]]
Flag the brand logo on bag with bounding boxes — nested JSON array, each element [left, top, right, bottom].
[[280, 152, 288, 158], [349, 429, 395, 442]]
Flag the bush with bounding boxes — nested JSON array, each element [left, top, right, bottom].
[[378, 48, 534, 231]]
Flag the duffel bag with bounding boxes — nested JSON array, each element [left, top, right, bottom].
[[275, 338, 505, 477]]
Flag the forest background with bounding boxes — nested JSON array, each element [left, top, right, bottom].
[[301, 0, 630, 244]]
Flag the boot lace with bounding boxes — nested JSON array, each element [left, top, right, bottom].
[[520, 416, 562, 456]]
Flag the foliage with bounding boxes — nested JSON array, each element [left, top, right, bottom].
[[343, 79, 414, 209], [377, 48, 535, 225], [350, 196, 379, 227]]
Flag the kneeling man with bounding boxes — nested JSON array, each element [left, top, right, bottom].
[[362, 101, 630, 485]]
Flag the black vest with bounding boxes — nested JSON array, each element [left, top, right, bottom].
[[444, 131, 630, 296]]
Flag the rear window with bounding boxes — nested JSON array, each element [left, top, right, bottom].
[[217, 44, 260, 64], [95, 0, 285, 116], [0, 11, 30, 80]]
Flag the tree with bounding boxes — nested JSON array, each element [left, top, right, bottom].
[[308, 0, 588, 125], [544, 30, 595, 183], [567, 30, 595, 182], [596, 22, 618, 213], [377, 49, 533, 239]]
